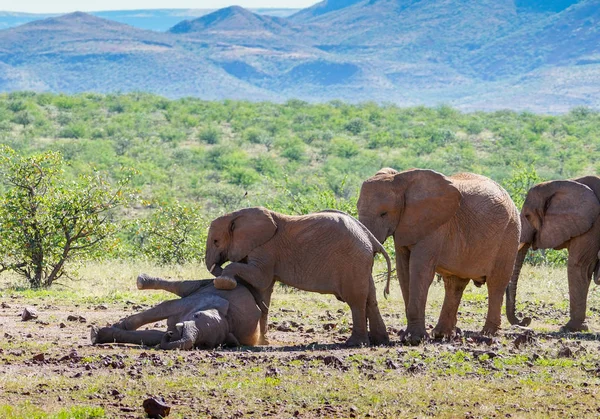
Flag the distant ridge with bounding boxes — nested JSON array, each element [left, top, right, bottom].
[[1, 1, 600, 112], [290, 0, 363, 22], [169, 6, 294, 36]]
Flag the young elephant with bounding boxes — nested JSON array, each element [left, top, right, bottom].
[[357, 168, 521, 344], [206, 208, 392, 347], [91, 274, 262, 349], [506, 176, 600, 332]]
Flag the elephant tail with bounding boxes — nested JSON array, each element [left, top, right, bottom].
[[369, 234, 392, 299]]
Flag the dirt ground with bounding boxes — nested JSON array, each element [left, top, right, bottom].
[[2, 266, 600, 418]]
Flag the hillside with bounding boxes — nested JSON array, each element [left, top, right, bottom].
[[1, 1, 600, 111], [0, 13, 277, 100], [2, 92, 599, 212], [0, 8, 300, 31]]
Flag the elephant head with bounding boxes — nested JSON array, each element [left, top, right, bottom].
[[205, 207, 278, 276], [357, 168, 461, 246], [160, 296, 232, 350], [506, 179, 600, 326]]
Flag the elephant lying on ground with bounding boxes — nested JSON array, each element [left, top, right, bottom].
[[357, 168, 521, 344], [91, 274, 262, 349], [207, 207, 392, 347], [506, 176, 600, 332]]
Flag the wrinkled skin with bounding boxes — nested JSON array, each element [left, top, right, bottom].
[[506, 176, 600, 332], [206, 208, 392, 347], [357, 168, 520, 345], [90, 274, 262, 349]]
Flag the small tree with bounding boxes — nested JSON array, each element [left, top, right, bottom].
[[134, 201, 207, 266], [0, 146, 134, 287]]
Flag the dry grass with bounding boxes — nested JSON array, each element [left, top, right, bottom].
[[1, 261, 600, 418]]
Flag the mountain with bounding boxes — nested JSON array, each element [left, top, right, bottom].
[[0, 12, 277, 100], [290, 0, 363, 22], [1, 1, 600, 112], [470, 0, 600, 79], [0, 8, 301, 32], [169, 6, 301, 40]]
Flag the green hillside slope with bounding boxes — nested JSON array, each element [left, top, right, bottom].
[[2, 92, 598, 216]]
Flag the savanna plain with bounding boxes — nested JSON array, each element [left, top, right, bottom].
[[2, 93, 600, 418], [1, 263, 600, 418]]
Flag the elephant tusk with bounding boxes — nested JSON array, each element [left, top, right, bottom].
[[209, 264, 216, 273], [518, 243, 527, 251]]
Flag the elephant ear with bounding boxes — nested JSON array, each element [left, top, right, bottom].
[[534, 180, 600, 249], [394, 169, 461, 247], [229, 207, 277, 262]]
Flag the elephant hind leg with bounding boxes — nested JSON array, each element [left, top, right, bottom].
[[137, 274, 212, 298], [482, 264, 514, 336], [366, 277, 389, 345], [345, 300, 369, 347], [432, 275, 469, 339]]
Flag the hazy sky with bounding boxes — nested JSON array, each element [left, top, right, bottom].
[[3, 1, 319, 13]]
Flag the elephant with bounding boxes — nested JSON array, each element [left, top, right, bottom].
[[90, 274, 263, 349], [357, 168, 521, 344], [506, 176, 600, 332], [206, 207, 392, 347]]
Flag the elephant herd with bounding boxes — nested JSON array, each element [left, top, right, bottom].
[[92, 168, 600, 349]]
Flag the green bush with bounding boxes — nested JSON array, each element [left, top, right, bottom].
[[0, 146, 135, 287], [199, 125, 221, 144], [133, 201, 206, 266]]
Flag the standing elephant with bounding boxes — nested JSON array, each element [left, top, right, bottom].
[[207, 207, 391, 347], [357, 168, 520, 344], [506, 176, 600, 332], [91, 274, 263, 349]]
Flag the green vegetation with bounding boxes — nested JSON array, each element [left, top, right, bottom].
[[1, 92, 598, 282], [0, 145, 134, 287]]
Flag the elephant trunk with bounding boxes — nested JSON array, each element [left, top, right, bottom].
[[206, 251, 224, 277], [160, 322, 197, 350], [505, 243, 532, 327]]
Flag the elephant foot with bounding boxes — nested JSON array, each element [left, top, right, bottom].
[[560, 321, 589, 333], [400, 327, 428, 346], [214, 276, 237, 290], [112, 317, 134, 330], [90, 326, 116, 345], [136, 273, 155, 290], [481, 323, 500, 336], [431, 325, 456, 341], [368, 330, 390, 346], [345, 334, 369, 347]]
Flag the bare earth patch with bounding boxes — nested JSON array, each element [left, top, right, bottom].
[[1, 263, 600, 418]]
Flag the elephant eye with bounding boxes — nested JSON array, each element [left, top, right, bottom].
[[380, 212, 388, 218], [213, 239, 218, 245]]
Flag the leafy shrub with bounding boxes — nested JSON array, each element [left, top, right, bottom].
[[60, 122, 88, 139], [279, 138, 306, 161], [345, 117, 365, 135], [331, 137, 359, 158], [199, 125, 221, 144], [134, 201, 206, 266], [0, 146, 134, 287]]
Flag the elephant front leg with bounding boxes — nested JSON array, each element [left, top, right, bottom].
[[366, 277, 389, 345], [91, 326, 165, 346], [257, 282, 275, 345], [214, 261, 274, 292], [432, 275, 469, 339], [562, 261, 593, 332], [402, 256, 435, 345]]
